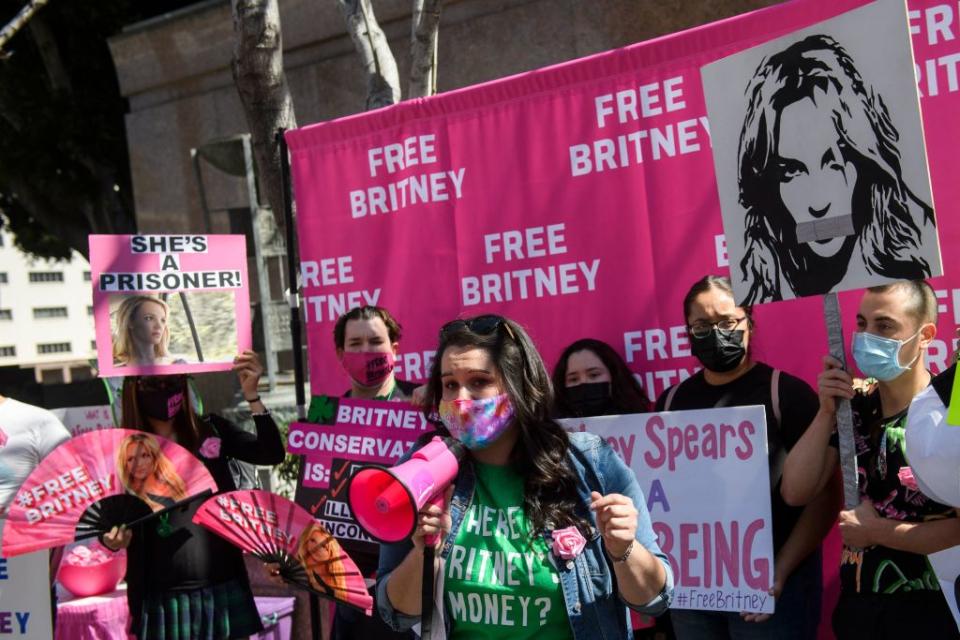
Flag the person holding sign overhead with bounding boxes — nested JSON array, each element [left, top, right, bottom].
[[377, 315, 672, 639], [102, 351, 285, 640], [781, 280, 960, 639], [655, 275, 838, 639]]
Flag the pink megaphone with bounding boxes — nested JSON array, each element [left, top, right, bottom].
[[348, 436, 464, 543]]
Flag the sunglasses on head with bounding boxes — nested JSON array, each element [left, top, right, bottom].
[[439, 314, 516, 341]]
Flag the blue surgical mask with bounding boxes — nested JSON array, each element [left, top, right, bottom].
[[851, 331, 921, 382]]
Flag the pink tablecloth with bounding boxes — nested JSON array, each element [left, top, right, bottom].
[[56, 586, 131, 640]]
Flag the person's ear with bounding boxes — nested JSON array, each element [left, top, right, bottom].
[[919, 322, 937, 348], [391, 342, 399, 356], [335, 348, 344, 361]]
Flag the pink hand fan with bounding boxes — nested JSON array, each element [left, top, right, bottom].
[[193, 490, 373, 615], [2, 428, 217, 557]]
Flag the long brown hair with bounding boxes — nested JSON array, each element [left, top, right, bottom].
[[120, 376, 209, 452], [426, 316, 592, 538]]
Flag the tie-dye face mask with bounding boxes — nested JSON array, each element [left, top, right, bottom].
[[438, 393, 515, 450]]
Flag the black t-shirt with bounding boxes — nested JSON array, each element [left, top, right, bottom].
[[655, 362, 819, 553], [830, 388, 956, 595]]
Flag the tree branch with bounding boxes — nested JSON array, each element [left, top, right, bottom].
[[27, 14, 70, 93], [230, 0, 297, 227], [409, 0, 442, 99], [337, 0, 401, 110], [0, 0, 51, 57]]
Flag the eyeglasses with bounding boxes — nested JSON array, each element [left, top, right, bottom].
[[687, 317, 747, 338], [439, 314, 516, 341]]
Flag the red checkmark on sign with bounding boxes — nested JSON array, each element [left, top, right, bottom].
[[329, 477, 349, 498], [310, 496, 327, 514], [333, 462, 351, 481]]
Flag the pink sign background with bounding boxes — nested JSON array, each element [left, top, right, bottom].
[[287, 2, 960, 633], [287, 0, 960, 404], [2, 428, 217, 557], [89, 234, 252, 377]]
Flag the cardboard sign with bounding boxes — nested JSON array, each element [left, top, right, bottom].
[[89, 235, 251, 377], [286, 0, 960, 403], [560, 406, 774, 614], [49, 406, 113, 437], [291, 397, 432, 564], [0, 519, 52, 639], [702, 0, 941, 304]]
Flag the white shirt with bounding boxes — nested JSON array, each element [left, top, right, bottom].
[[0, 398, 70, 514]]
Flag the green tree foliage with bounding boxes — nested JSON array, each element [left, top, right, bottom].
[[0, 1, 197, 259]]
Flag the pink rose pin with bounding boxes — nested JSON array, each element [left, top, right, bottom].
[[552, 526, 587, 561], [199, 437, 221, 459], [898, 466, 918, 491]]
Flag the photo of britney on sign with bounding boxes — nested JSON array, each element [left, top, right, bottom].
[[89, 235, 252, 377], [701, 1, 941, 304]]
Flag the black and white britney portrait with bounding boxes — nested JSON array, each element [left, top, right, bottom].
[[702, 2, 941, 304]]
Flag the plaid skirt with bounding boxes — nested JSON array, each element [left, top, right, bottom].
[[137, 578, 263, 640]]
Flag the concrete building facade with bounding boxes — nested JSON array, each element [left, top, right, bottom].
[[0, 226, 96, 383], [108, 0, 782, 235]]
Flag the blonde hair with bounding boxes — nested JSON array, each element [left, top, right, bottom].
[[112, 296, 171, 365], [117, 432, 188, 511], [296, 522, 345, 593]]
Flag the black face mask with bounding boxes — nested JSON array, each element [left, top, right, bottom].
[[690, 329, 746, 373], [136, 378, 186, 421], [565, 382, 614, 417]]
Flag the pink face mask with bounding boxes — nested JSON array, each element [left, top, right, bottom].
[[438, 393, 515, 450], [341, 351, 396, 388]]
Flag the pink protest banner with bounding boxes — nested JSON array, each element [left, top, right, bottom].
[[89, 235, 252, 377], [562, 407, 775, 614], [286, 0, 960, 404], [290, 397, 432, 564], [288, 422, 421, 487]]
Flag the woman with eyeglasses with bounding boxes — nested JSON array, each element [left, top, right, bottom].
[[376, 315, 673, 639], [655, 275, 838, 640], [101, 350, 286, 640]]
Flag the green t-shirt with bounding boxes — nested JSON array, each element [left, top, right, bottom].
[[444, 462, 572, 639]]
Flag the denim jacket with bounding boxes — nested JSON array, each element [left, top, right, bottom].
[[376, 431, 674, 639]]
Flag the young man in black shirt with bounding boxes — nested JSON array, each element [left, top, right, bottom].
[[782, 280, 960, 639]]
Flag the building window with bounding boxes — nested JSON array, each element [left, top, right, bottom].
[[90, 340, 97, 351], [33, 307, 68, 319], [28, 271, 64, 283], [0, 346, 14, 357], [37, 342, 71, 354], [83, 271, 91, 282], [87, 306, 94, 316], [0, 309, 10, 320], [0, 273, 7, 284]]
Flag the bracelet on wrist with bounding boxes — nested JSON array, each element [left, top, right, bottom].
[[245, 395, 261, 404], [607, 540, 635, 564]]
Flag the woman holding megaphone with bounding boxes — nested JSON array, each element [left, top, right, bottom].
[[375, 315, 672, 639]]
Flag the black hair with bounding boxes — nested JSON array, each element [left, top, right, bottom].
[[551, 338, 650, 417]]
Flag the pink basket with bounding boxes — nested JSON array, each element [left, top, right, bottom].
[[58, 548, 127, 598]]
